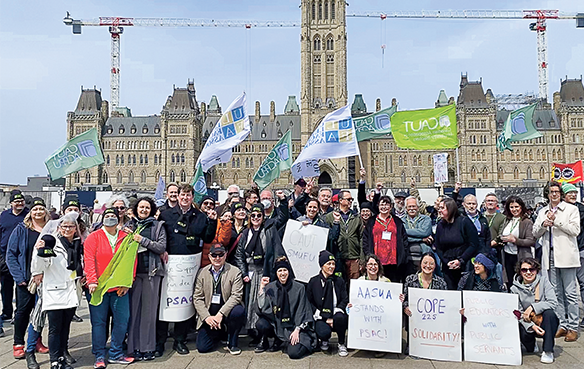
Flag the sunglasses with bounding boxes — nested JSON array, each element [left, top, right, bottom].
[[250, 213, 263, 219], [115, 206, 126, 211], [210, 253, 225, 258], [228, 192, 239, 196], [520, 268, 537, 273], [202, 201, 214, 206], [343, 197, 354, 202]]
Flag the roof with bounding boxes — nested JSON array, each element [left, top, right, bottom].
[[559, 78, 584, 106], [103, 116, 161, 137], [457, 74, 488, 107], [166, 82, 199, 113], [351, 94, 367, 116], [284, 96, 300, 114], [75, 89, 103, 114], [208, 95, 221, 114], [496, 108, 560, 131], [202, 113, 302, 142], [436, 90, 448, 107]]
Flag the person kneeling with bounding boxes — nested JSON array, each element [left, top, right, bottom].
[[256, 257, 316, 359], [194, 244, 245, 355]]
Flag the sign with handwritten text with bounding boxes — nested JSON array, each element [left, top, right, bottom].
[[159, 254, 201, 322], [463, 291, 521, 366], [409, 288, 462, 361], [347, 280, 403, 353], [282, 219, 328, 283]]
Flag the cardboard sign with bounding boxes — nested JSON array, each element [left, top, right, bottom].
[[281, 219, 328, 283], [463, 291, 522, 366], [408, 288, 462, 361], [347, 280, 403, 353], [159, 254, 201, 322]]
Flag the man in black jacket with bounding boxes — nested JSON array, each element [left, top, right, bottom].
[[461, 194, 491, 255], [156, 184, 217, 356]]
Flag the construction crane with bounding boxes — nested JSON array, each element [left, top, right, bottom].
[[63, 13, 299, 110], [347, 10, 584, 101]]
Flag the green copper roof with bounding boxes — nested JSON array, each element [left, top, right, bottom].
[[351, 94, 367, 115]]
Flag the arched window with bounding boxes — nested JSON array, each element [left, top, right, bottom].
[[121, 155, 124, 165], [539, 167, 546, 179], [154, 154, 158, 165], [526, 167, 532, 179], [106, 155, 110, 165], [128, 155, 131, 164], [140, 171, 146, 183], [314, 36, 321, 51], [331, 0, 335, 19], [74, 172, 80, 183], [144, 155, 148, 164], [401, 171, 406, 183], [102, 171, 108, 184], [85, 171, 91, 183], [471, 150, 476, 161], [140, 155, 143, 165], [245, 158, 249, 168], [498, 167, 504, 180], [116, 155, 120, 166], [236, 158, 240, 168], [482, 167, 488, 179], [415, 171, 421, 183], [117, 171, 122, 184], [312, 1, 316, 20], [250, 158, 254, 167], [180, 170, 186, 183], [171, 154, 175, 164], [326, 36, 334, 50], [129, 171, 134, 183], [324, 0, 328, 19], [133, 155, 136, 165], [318, 1, 322, 20], [514, 167, 519, 180], [398, 156, 403, 166], [232, 158, 236, 168], [471, 167, 477, 180], [181, 154, 185, 163], [170, 170, 176, 183]]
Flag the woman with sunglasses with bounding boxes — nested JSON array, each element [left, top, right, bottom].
[[296, 198, 340, 254], [234, 203, 286, 345], [226, 202, 248, 264], [91, 195, 130, 231], [511, 257, 558, 364]]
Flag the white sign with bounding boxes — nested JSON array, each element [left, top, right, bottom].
[[409, 288, 462, 362], [433, 153, 448, 183], [159, 254, 202, 322], [291, 159, 320, 180], [463, 291, 521, 366], [281, 219, 328, 283], [347, 280, 403, 353]]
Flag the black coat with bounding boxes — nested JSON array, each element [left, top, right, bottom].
[[306, 272, 348, 316], [158, 205, 216, 255], [362, 215, 410, 267]]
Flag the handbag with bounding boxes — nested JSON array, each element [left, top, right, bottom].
[[529, 283, 544, 327]]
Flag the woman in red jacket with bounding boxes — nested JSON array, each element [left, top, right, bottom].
[[84, 208, 134, 368]]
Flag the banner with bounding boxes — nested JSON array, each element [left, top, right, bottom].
[[44, 128, 104, 180], [291, 159, 320, 180], [347, 280, 403, 353], [196, 93, 250, 172], [253, 130, 293, 190], [552, 161, 584, 184], [292, 104, 360, 168], [433, 153, 449, 183], [497, 103, 540, 152], [191, 163, 208, 203], [354, 105, 397, 141], [463, 291, 521, 366], [159, 254, 202, 322], [391, 105, 458, 150], [281, 219, 328, 283], [408, 288, 462, 361]]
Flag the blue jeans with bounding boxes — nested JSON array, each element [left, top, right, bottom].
[[26, 324, 41, 353], [89, 291, 130, 360]]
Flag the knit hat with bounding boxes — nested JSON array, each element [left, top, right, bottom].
[[319, 250, 336, 267], [360, 202, 373, 211], [62, 196, 80, 211], [474, 253, 496, 272], [31, 197, 46, 208], [103, 207, 120, 220], [38, 234, 57, 258], [230, 201, 245, 215], [275, 258, 291, 273], [562, 183, 578, 194], [10, 190, 24, 202], [250, 203, 264, 214], [199, 195, 215, 207]]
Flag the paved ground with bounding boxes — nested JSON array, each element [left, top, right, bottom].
[[1, 300, 583, 369]]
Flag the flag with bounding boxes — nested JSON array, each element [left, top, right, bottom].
[[90, 229, 141, 306], [191, 163, 207, 203], [354, 105, 397, 141], [154, 176, 165, 200], [552, 161, 584, 184], [497, 103, 540, 151], [292, 104, 360, 169], [391, 104, 458, 150], [44, 128, 104, 180], [196, 93, 250, 172], [253, 130, 293, 190]]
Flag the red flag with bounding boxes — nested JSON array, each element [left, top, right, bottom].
[[552, 161, 584, 183]]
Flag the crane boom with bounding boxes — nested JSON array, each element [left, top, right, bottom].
[[64, 15, 300, 28]]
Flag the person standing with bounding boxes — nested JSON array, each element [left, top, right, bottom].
[[462, 194, 491, 255], [533, 181, 581, 342], [401, 196, 432, 273], [483, 193, 506, 255], [157, 183, 179, 213]]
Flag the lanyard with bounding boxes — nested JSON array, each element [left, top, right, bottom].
[[406, 215, 419, 229], [418, 273, 433, 289], [212, 269, 224, 293], [508, 218, 521, 234], [375, 215, 392, 231], [486, 213, 496, 228]]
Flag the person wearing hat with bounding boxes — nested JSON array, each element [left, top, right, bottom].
[[193, 243, 245, 355], [255, 257, 316, 358], [6, 197, 50, 365], [357, 168, 381, 215], [457, 252, 505, 292], [359, 202, 373, 226], [60, 196, 88, 242], [84, 208, 134, 367], [561, 182, 584, 330], [234, 202, 287, 346], [0, 190, 29, 327], [199, 195, 229, 269], [392, 191, 409, 218], [306, 250, 349, 357]]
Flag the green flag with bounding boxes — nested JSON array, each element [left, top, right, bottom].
[[90, 229, 141, 306], [354, 105, 397, 141], [497, 103, 540, 152], [391, 104, 458, 150], [253, 130, 293, 190], [44, 128, 104, 180], [191, 163, 207, 203]]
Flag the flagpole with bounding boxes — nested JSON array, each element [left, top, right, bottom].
[[455, 147, 461, 181]]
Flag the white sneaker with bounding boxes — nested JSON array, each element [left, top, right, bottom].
[[541, 351, 554, 364], [320, 340, 329, 351], [338, 344, 348, 357]]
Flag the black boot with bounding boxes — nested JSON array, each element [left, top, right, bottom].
[[25, 352, 40, 369], [254, 337, 269, 353], [64, 350, 76, 364], [59, 356, 74, 369], [268, 337, 283, 352]]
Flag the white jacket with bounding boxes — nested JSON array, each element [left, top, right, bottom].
[[31, 234, 80, 311], [533, 201, 581, 269]]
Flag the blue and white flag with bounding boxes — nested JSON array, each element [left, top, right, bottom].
[[292, 104, 360, 169], [197, 93, 250, 172], [154, 176, 165, 200]]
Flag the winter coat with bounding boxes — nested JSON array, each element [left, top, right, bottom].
[[326, 209, 362, 261], [6, 222, 37, 285], [510, 273, 558, 332]]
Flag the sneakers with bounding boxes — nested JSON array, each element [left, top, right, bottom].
[[320, 340, 329, 351], [13, 344, 26, 359], [108, 356, 135, 365], [337, 344, 348, 357], [227, 346, 242, 355], [541, 351, 554, 364], [71, 314, 83, 323], [94, 358, 107, 369]]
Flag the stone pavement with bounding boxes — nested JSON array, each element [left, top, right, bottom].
[[1, 300, 583, 369]]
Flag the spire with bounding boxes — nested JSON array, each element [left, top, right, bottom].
[[351, 94, 367, 116], [284, 96, 299, 115]]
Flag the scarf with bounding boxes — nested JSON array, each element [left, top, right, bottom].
[[320, 272, 335, 319], [275, 278, 294, 328], [245, 226, 264, 265], [60, 236, 83, 276], [467, 212, 481, 232]]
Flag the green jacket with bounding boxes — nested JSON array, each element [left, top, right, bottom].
[[484, 212, 506, 242], [325, 210, 362, 260]]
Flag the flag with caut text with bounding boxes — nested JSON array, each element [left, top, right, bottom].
[[497, 103, 540, 152], [391, 105, 458, 150]]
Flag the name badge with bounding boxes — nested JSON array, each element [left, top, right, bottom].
[[212, 293, 221, 305], [382, 231, 392, 241]]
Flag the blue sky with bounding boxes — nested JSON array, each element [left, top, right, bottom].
[[1, 0, 582, 184]]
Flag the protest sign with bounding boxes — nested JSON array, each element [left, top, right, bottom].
[[408, 288, 462, 361], [347, 280, 403, 353], [159, 254, 201, 322], [433, 153, 449, 184], [463, 291, 521, 366], [281, 219, 328, 283]]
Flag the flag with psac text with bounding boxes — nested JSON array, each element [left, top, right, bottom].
[[253, 130, 293, 190], [44, 128, 104, 180], [391, 105, 458, 150], [197, 93, 250, 172]]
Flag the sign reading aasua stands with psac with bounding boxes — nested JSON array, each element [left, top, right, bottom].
[[391, 104, 458, 150]]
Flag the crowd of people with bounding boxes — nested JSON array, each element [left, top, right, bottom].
[[0, 171, 583, 367]]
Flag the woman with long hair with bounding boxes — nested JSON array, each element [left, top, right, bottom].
[[297, 198, 340, 255]]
